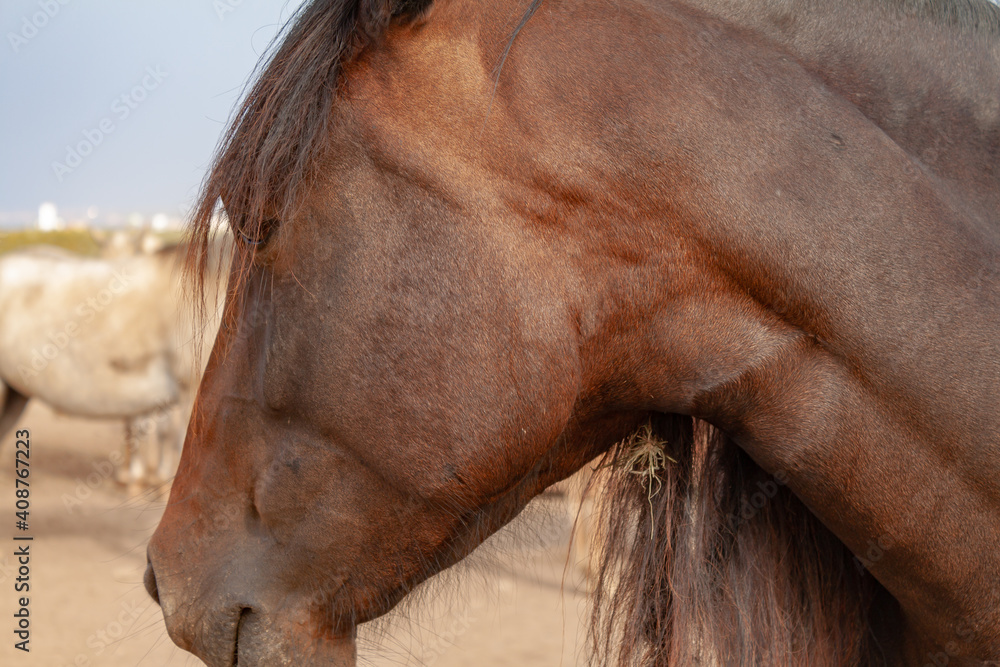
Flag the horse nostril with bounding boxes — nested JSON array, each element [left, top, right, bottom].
[[234, 607, 252, 666], [144, 561, 160, 605]]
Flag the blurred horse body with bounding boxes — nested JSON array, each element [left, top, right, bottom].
[[89, 227, 168, 259], [0, 242, 224, 487]]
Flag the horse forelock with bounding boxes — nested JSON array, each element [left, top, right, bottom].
[[184, 0, 434, 307]]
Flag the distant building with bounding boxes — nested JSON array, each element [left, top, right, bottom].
[[37, 202, 63, 231], [151, 213, 170, 231]]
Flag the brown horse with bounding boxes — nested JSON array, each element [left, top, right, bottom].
[[145, 0, 1000, 664]]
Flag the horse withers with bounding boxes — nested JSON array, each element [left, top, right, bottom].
[[146, 0, 1000, 665]]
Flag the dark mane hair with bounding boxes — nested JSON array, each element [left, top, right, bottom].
[[587, 415, 896, 666], [185, 0, 432, 295]]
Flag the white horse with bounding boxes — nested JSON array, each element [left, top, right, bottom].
[[89, 227, 167, 259], [0, 239, 226, 490]]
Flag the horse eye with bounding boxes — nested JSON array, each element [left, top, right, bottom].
[[237, 218, 279, 248]]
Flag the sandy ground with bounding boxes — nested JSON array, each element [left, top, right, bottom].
[[0, 402, 592, 667]]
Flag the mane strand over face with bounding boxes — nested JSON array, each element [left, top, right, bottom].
[[185, 0, 433, 304]]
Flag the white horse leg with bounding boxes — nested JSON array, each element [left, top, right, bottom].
[[0, 384, 30, 444], [118, 421, 135, 485], [153, 408, 178, 485], [157, 392, 194, 486], [119, 417, 150, 494]]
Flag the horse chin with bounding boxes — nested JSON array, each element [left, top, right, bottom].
[[233, 611, 356, 667]]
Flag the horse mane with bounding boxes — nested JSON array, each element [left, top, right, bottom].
[[185, 0, 433, 302], [588, 415, 897, 666]]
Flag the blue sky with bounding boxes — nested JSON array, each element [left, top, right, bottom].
[[2, 0, 997, 227], [0, 0, 307, 226]]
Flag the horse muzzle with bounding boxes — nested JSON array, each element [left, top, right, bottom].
[[144, 555, 356, 667]]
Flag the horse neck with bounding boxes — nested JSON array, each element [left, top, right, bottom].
[[500, 0, 1000, 449], [680, 0, 1000, 218]]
